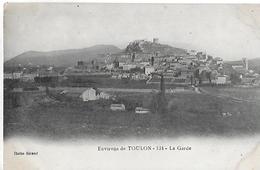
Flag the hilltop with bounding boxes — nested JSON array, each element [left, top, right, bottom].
[[125, 39, 186, 56]]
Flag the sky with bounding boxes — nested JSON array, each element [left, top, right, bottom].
[[4, 3, 260, 61]]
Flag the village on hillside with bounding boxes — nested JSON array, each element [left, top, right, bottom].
[[5, 38, 260, 88], [4, 38, 260, 139]]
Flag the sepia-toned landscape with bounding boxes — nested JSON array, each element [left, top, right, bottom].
[[4, 3, 260, 170], [4, 37, 260, 140]]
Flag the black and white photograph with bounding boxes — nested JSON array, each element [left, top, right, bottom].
[[3, 3, 260, 170]]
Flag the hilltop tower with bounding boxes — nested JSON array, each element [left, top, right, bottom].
[[242, 57, 248, 70], [153, 38, 159, 44]]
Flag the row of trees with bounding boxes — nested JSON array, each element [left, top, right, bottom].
[[193, 69, 213, 85], [192, 68, 241, 85]]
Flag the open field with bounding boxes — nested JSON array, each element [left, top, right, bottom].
[[4, 87, 260, 140], [202, 86, 260, 103]]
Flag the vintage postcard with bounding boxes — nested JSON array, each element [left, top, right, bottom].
[[3, 3, 260, 170]]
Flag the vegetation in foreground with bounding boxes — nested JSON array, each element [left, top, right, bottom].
[[4, 88, 260, 140]]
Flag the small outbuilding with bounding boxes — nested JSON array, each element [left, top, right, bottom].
[[80, 88, 98, 101], [80, 88, 110, 101], [135, 107, 150, 114], [110, 104, 126, 111]]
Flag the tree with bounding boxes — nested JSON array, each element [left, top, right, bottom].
[[151, 56, 154, 66], [230, 72, 241, 84], [194, 69, 201, 84], [113, 59, 119, 68], [194, 69, 200, 79], [206, 71, 212, 84], [91, 60, 95, 69], [34, 76, 53, 94], [190, 75, 194, 85]]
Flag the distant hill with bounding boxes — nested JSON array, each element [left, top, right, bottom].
[[225, 58, 260, 73], [5, 45, 122, 67], [125, 40, 187, 56]]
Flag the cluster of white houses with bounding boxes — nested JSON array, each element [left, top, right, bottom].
[[102, 47, 230, 85], [5, 56, 258, 86], [4, 72, 38, 81]]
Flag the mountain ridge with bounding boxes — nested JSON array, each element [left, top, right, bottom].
[[5, 45, 122, 67], [5, 41, 188, 67]]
